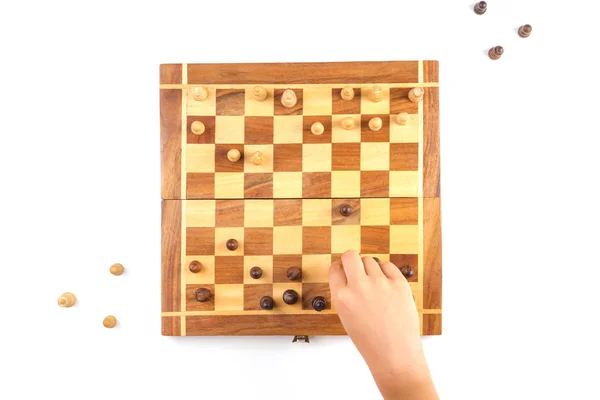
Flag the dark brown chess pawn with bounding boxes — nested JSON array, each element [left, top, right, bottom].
[[195, 288, 211, 302], [488, 46, 504, 60], [249, 266, 262, 279], [339, 204, 352, 216], [312, 296, 327, 312], [283, 290, 299, 305], [400, 266, 415, 279], [518, 24, 532, 38], [287, 267, 302, 281], [474, 1, 487, 15], [189, 260, 202, 273], [226, 239, 238, 251], [260, 296, 274, 310]]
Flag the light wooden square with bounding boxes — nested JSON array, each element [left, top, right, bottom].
[[390, 114, 419, 143], [331, 171, 361, 197], [245, 87, 275, 116], [302, 144, 332, 172], [390, 225, 419, 253], [185, 255, 215, 284], [244, 200, 274, 227], [273, 226, 302, 254], [244, 144, 274, 173], [360, 198, 390, 226], [215, 284, 244, 311], [186, 144, 215, 173], [302, 199, 332, 226], [214, 173, 244, 198], [215, 227, 244, 256], [243, 256, 273, 284], [360, 85, 390, 114], [186, 200, 216, 227], [274, 116, 303, 144], [389, 171, 419, 197], [187, 87, 216, 116], [302, 255, 331, 282], [361, 143, 390, 171], [273, 283, 303, 313], [215, 116, 244, 143], [273, 172, 303, 198], [332, 115, 361, 143], [331, 225, 361, 254], [303, 87, 332, 115]]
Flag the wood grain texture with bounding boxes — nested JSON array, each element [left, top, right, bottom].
[[244, 173, 273, 198], [390, 198, 418, 225], [423, 87, 440, 197], [216, 89, 245, 116], [187, 62, 419, 84], [160, 64, 182, 85], [215, 200, 244, 227], [245, 117, 274, 144], [187, 116, 215, 144], [185, 314, 346, 335], [332, 143, 361, 171], [186, 284, 215, 311], [389, 254, 418, 282], [274, 89, 303, 115], [423, 314, 442, 335], [360, 171, 389, 197], [332, 87, 361, 114], [161, 201, 181, 312], [423, 60, 439, 83], [361, 226, 390, 254], [244, 284, 274, 310], [273, 255, 303, 282], [215, 256, 244, 284], [160, 89, 181, 200], [187, 173, 214, 199], [303, 172, 331, 198], [390, 143, 419, 171], [423, 197, 442, 309], [273, 144, 303, 172], [302, 283, 331, 310], [162, 316, 181, 336]]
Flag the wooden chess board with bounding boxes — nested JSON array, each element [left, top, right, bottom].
[[160, 61, 441, 336]]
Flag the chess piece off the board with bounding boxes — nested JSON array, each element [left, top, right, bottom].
[[253, 86, 268, 101], [408, 88, 424, 103], [518, 24, 532, 38], [109, 263, 124, 276], [260, 296, 274, 310], [191, 121, 205, 135], [227, 149, 241, 163], [312, 296, 327, 312], [103, 316, 117, 328], [283, 290, 299, 305], [368, 117, 383, 131], [281, 89, 297, 108], [57, 292, 76, 308], [488, 46, 504, 60], [192, 86, 208, 101], [473, 1, 487, 15], [341, 86, 355, 101], [189, 260, 202, 273], [226, 239, 238, 251], [250, 266, 262, 279], [311, 122, 324, 135], [287, 267, 302, 281], [396, 112, 409, 125]]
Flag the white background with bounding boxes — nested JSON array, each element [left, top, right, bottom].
[[1, 1, 599, 399]]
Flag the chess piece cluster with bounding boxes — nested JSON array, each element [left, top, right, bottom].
[[473, 2, 532, 60]]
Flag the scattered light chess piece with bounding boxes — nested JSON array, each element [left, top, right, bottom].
[[341, 117, 355, 130], [103, 315, 117, 328], [368, 117, 383, 131], [191, 121, 205, 135], [281, 89, 297, 108], [227, 149, 241, 162], [518, 24, 532, 38], [109, 263, 124, 276], [488, 46, 504, 60], [370, 85, 383, 102], [473, 1, 487, 15], [340, 86, 355, 101], [191, 86, 208, 101], [311, 122, 324, 135], [57, 292, 76, 308], [252, 151, 264, 165], [396, 112, 409, 125], [408, 88, 424, 103], [253, 86, 268, 101]]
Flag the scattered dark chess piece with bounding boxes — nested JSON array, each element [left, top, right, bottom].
[[518, 24, 532, 38], [249, 266, 262, 279], [372, 257, 381, 265], [287, 267, 302, 281], [226, 238, 238, 251], [189, 260, 202, 273], [339, 204, 353, 216], [283, 289, 299, 305], [312, 296, 327, 312], [195, 288, 211, 302], [260, 296, 274, 310], [400, 266, 415, 279], [473, 1, 487, 15], [488, 46, 504, 60]]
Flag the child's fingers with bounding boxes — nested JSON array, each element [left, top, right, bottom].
[[340, 250, 366, 284], [362, 256, 384, 277], [328, 260, 347, 294], [380, 261, 403, 280]]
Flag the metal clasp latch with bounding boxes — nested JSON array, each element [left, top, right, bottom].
[[292, 335, 310, 343]]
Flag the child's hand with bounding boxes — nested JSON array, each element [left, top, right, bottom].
[[329, 250, 438, 400]]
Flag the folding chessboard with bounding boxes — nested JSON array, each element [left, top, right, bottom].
[[160, 61, 441, 336]]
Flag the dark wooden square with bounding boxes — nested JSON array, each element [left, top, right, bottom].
[[244, 284, 274, 310], [245, 117, 274, 144], [186, 284, 215, 311], [390, 88, 418, 114], [273, 255, 303, 283], [332, 87, 361, 114], [332, 199, 361, 225], [303, 227, 331, 254], [186, 227, 215, 255], [187, 116, 215, 144], [302, 172, 331, 198], [273, 144, 302, 172], [361, 114, 390, 142], [244, 228, 274, 255], [274, 199, 303, 226], [390, 198, 418, 225], [389, 254, 418, 282], [360, 171, 389, 197], [361, 226, 390, 254], [215, 200, 244, 227], [216, 89, 245, 116], [302, 283, 331, 310], [303, 116, 332, 143], [390, 143, 419, 171], [332, 143, 361, 171], [423, 314, 442, 335], [274, 89, 303, 115], [215, 144, 244, 172], [214, 256, 244, 284], [244, 173, 273, 198], [186, 173, 214, 199]]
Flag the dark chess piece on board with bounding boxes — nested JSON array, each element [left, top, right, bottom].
[[474, 1, 487, 15], [488, 46, 504, 60], [400, 266, 415, 279], [189, 260, 202, 273], [260, 296, 274, 310], [339, 204, 353, 216], [250, 266, 262, 279], [312, 296, 327, 312], [195, 288, 211, 302], [287, 267, 302, 281], [226, 238, 238, 251], [283, 289, 299, 305]]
